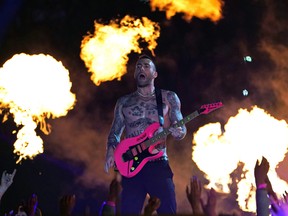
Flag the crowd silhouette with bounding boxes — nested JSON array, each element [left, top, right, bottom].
[[1, 156, 288, 215], [0, 157, 288, 216]]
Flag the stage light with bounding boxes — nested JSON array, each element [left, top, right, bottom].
[[244, 56, 252, 62]]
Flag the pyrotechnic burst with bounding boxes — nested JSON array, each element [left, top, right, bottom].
[[0, 53, 76, 163], [192, 106, 288, 213], [80, 15, 160, 86], [149, 0, 224, 22]]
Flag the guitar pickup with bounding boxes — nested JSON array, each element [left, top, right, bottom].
[[122, 150, 133, 162]]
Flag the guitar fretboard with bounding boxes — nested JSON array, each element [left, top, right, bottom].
[[142, 110, 200, 149]]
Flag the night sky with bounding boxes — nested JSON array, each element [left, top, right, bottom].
[[0, 0, 288, 215]]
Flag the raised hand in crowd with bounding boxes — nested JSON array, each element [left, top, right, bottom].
[[254, 156, 272, 216], [107, 176, 121, 204], [186, 176, 204, 215], [254, 156, 277, 199], [0, 169, 16, 201], [144, 196, 161, 216], [254, 156, 270, 189], [99, 176, 122, 216], [202, 188, 217, 216], [270, 191, 288, 216], [59, 194, 76, 216], [23, 193, 42, 216]]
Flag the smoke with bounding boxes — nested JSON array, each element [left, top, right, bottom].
[[44, 76, 114, 187]]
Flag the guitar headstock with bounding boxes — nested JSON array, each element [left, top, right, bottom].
[[199, 102, 223, 114]]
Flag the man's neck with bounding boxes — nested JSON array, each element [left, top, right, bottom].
[[137, 86, 155, 97]]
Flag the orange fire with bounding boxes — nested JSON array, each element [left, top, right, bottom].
[[80, 15, 160, 86], [149, 0, 224, 22], [192, 106, 288, 212], [0, 53, 76, 163]]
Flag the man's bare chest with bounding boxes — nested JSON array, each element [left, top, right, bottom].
[[122, 100, 159, 121]]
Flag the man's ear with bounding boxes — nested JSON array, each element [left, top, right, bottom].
[[153, 71, 158, 78]]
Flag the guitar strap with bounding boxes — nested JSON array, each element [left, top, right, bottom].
[[155, 88, 164, 126]]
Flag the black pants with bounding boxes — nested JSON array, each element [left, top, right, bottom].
[[120, 160, 176, 215]]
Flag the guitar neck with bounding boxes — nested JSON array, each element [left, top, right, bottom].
[[143, 110, 200, 148]]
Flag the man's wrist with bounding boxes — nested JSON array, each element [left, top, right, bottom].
[[175, 131, 186, 140], [107, 195, 117, 203], [104, 201, 116, 207], [0, 186, 6, 195], [257, 183, 267, 190], [191, 203, 203, 214]]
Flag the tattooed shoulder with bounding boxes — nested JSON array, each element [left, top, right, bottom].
[[162, 90, 179, 108], [119, 93, 138, 108]]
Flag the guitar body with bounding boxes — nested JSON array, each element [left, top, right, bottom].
[[113, 101, 223, 178], [114, 122, 164, 178]]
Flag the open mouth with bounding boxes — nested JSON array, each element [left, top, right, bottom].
[[138, 73, 146, 80]]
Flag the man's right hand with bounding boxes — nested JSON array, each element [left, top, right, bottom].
[[104, 147, 115, 173]]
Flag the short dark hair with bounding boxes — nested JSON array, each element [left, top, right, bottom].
[[138, 54, 153, 61], [137, 54, 156, 70]]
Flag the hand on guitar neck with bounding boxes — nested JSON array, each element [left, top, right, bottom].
[[169, 121, 187, 140]]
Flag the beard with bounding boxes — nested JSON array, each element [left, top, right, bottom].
[[136, 76, 153, 88], [137, 82, 150, 87]]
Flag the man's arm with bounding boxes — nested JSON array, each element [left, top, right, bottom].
[[167, 91, 187, 140], [104, 98, 126, 173]]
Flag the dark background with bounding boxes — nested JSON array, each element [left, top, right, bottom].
[[0, 0, 288, 215]]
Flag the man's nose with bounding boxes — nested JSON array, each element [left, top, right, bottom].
[[137, 66, 145, 72]]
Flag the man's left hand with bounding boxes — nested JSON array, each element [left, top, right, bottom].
[[169, 122, 185, 140]]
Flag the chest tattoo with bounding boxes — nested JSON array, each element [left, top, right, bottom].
[[127, 118, 154, 138], [130, 106, 143, 116], [127, 102, 157, 116], [121, 94, 164, 138]]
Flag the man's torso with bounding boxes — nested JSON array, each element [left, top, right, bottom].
[[121, 90, 171, 139]]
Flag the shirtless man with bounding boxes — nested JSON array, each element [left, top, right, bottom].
[[104, 54, 187, 215]]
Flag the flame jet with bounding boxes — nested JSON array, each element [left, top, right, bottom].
[[192, 106, 288, 213], [0, 53, 76, 163], [149, 0, 224, 22], [80, 15, 160, 86]]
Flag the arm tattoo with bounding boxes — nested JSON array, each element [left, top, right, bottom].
[[167, 91, 187, 136], [167, 91, 182, 123], [107, 98, 125, 149]]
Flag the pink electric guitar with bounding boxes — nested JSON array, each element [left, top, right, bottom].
[[114, 102, 223, 178]]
